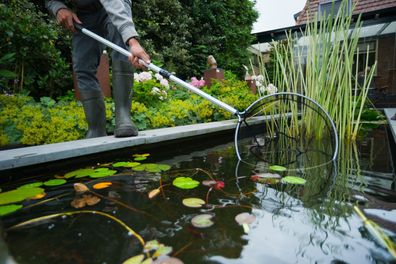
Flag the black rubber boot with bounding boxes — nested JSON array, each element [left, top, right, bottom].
[[112, 60, 138, 137], [80, 91, 107, 138]]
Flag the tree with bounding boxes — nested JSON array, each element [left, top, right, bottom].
[[134, 0, 258, 78]]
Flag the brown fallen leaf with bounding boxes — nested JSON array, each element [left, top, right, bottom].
[[148, 188, 161, 199], [71, 194, 101, 208], [74, 183, 89, 193]]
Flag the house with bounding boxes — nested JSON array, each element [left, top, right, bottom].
[[253, 0, 396, 107]]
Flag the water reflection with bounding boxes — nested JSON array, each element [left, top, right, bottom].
[[1, 128, 395, 263]]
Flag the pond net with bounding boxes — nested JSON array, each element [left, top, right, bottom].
[[235, 92, 338, 170]]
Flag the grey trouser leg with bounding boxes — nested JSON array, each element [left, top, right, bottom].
[[72, 5, 135, 138]]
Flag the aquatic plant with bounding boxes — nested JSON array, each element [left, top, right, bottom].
[[254, 1, 375, 141]]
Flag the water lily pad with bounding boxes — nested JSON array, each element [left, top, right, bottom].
[[0, 204, 23, 216], [269, 165, 287, 172], [134, 156, 147, 161], [0, 187, 44, 205], [89, 168, 117, 178], [202, 180, 217, 186], [172, 177, 200, 190], [113, 161, 141, 168], [93, 182, 112, 190], [122, 254, 145, 264], [133, 163, 171, 173], [182, 198, 205, 208], [153, 245, 172, 257], [144, 240, 160, 251], [281, 176, 306, 185], [43, 179, 67, 186], [64, 168, 96, 179], [18, 182, 44, 189], [191, 214, 214, 228], [235, 212, 256, 225], [133, 153, 150, 157], [235, 212, 256, 233]]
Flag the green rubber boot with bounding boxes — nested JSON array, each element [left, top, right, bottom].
[[112, 60, 138, 137], [80, 91, 107, 138]]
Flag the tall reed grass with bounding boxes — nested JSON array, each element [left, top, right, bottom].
[[255, 2, 375, 141]]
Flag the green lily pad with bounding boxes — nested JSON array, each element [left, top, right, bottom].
[[0, 204, 23, 216], [89, 168, 117, 178], [43, 179, 67, 187], [158, 164, 171, 171], [122, 254, 144, 264], [182, 198, 205, 208], [134, 156, 147, 161], [172, 177, 200, 190], [144, 240, 160, 252], [132, 163, 171, 173], [191, 214, 214, 228], [113, 161, 140, 168], [18, 182, 44, 189], [64, 168, 96, 179], [281, 176, 306, 185], [0, 187, 44, 205], [269, 165, 287, 172], [154, 245, 173, 257]]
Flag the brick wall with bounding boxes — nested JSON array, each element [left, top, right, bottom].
[[296, 0, 396, 25]]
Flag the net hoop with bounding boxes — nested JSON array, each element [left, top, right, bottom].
[[234, 92, 339, 166]]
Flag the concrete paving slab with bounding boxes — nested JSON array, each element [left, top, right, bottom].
[[0, 118, 264, 171], [384, 108, 396, 144]]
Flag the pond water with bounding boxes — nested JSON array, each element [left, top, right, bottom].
[[0, 127, 395, 264]]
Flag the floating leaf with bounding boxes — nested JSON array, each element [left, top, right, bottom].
[[122, 254, 145, 264], [132, 163, 171, 173], [71, 194, 100, 209], [235, 213, 256, 233], [153, 245, 173, 258], [0, 188, 44, 205], [141, 258, 153, 264], [251, 174, 281, 185], [148, 188, 161, 199], [144, 240, 160, 252], [74, 183, 89, 193], [89, 168, 117, 178], [18, 182, 43, 189], [113, 161, 141, 168], [0, 204, 22, 216], [44, 179, 67, 187], [281, 176, 306, 185], [172, 177, 200, 190], [31, 193, 46, 200], [157, 164, 171, 171], [202, 180, 217, 186], [191, 214, 214, 228], [133, 153, 150, 157], [269, 165, 287, 172], [93, 182, 112, 190], [64, 168, 96, 179], [134, 156, 147, 161], [182, 198, 205, 208]]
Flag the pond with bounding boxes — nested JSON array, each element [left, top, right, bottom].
[[0, 126, 395, 264]]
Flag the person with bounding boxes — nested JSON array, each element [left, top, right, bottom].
[[45, 0, 150, 138]]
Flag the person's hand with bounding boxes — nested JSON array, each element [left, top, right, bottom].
[[128, 38, 151, 69], [56, 8, 81, 32]]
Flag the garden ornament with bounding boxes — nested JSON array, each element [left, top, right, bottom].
[[74, 24, 339, 166]]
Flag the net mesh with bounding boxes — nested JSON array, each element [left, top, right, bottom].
[[235, 93, 338, 170]]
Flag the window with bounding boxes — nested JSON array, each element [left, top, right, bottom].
[[319, 0, 351, 18]]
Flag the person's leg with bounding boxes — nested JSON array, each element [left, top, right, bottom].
[[72, 11, 107, 138], [105, 8, 138, 137]]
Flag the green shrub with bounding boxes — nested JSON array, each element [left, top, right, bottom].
[[0, 76, 257, 146]]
